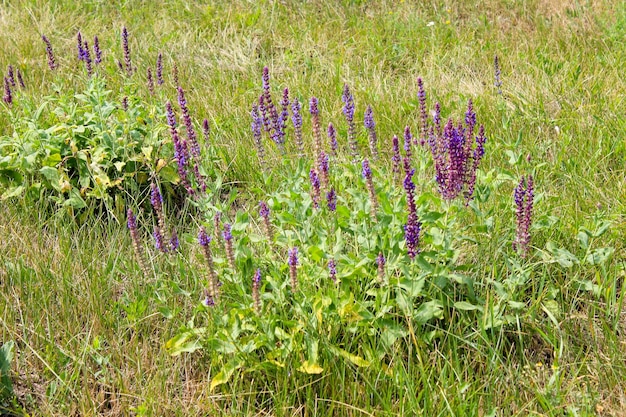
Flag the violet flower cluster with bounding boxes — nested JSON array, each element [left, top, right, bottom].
[[122, 26, 132, 75], [156, 53, 164, 85], [291, 98, 304, 155], [223, 223, 236, 270], [417, 77, 428, 146], [513, 175, 534, 257], [328, 258, 337, 283], [364, 105, 378, 159], [327, 122, 338, 156], [428, 99, 486, 203], [342, 84, 358, 160], [41, 35, 57, 71], [403, 160, 422, 259], [198, 227, 218, 300], [165, 101, 193, 195], [309, 168, 321, 209], [252, 269, 262, 314], [288, 247, 299, 291], [362, 159, 378, 218], [259, 201, 273, 241]]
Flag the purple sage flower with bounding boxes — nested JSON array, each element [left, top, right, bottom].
[[288, 247, 299, 291], [223, 223, 236, 270], [83, 40, 93, 76], [178, 86, 200, 158], [252, 268, 262, 314], [147, 68, 155, 95], [376, 252, 385, 282], [165, 101, 193, 195], [172, 62, 179, 87], [403, 165, 421, 259], [513, 175, 533, 257], [259, 201, 273, 242], [16, 69, 25, 89], [202, 119, 210, 143], [41, 35, 57, 70], [326, 188, 337, 212], [3, 77, 12, 105], [156, 53, 164, 85], [291, 97, 304, 155], [328, 258, 337, 283], [153, 226, 166, 252], [170, 229, 179, 251], [198, 227, 211, 247], [364, 105, 378, 158], [77, 32, 85, 61], [122, 26, 132, 75], [127, 209, 149, 277], [392, 135, 401, 182], [309, 168, 321, 209], [342, 84, 358, 159], [362, 159, 378, 218], [494, 55, 502, 94], [93, 36, 102, 65], [7, 65, 15, 87], [277, 87, 289, 146], [251, 104, 265, 166], [417, 77, 427, 146], [328, 122, 338, 156]]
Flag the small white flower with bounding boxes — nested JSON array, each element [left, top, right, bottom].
[[427, 21, 435, 27]]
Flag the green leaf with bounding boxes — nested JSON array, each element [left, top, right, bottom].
[[328, 345, 370, 367], [297, 361, 324, 374], [454, 301, 482, 312], [413, 300, 444, 325], [1, 186, 24, 200], [0, 340, 15, 399], [210, 357, 245, 391], [165, 328, 205, 356], [585, 247, 614, 265]]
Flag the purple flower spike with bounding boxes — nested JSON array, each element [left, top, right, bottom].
[[362, 159, 378, 218], [403, 165, 421, 259], [223, 223, 236, 270], [251, 104, 265, 166], [259, 201, 273, 242], [328, 122, 338, 155], [41, 35, 57, 70], [170, 229, 179, 251], [177, 86, 200, 158], [277, 87, 289, 145], [93, 36, 102, 65], [259, 201, 270, 218], [3, 77, 12, 105], [252, 268, 262, 314], [122, 26, 132, 75], [291, 98, 304, 155], [7, 65, 15, 87], [328, 258, 337, 283], [223, 223, 233, 241], [127, 209, 150, 277], [147, 68, 154, 95], [77, 32, 85, 61], [364, 105, 378, 158], [198, 227, 211, 247], [326, 188, 337, 212], [342, 84, 358, 159], [288, 247, 299, 291], [309, 96, 319, 116], [376, 252, 386, 282], [417, 77, 427, 146], [494, 55, 502, 94], [261, 67, 280, 146], [156, 53, 164, 85], [83, 40, 93, 76], [391, 135, 401, 182], [362, 159, 372, 180], [202, 119, 210, 143], [154, 226, 166, 252], [309, 168, 321, 209], [513, 175, 534, 257], [16, 69, 25, 89]]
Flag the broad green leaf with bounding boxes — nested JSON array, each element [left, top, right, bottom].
[[0, 340, 14, 398], [329, 345, 370, 367], [165, 329, 205, 356], [297, 361, 324, 374], [454, 301, 482, 312], [413, 300, 443, 325], [210, 357, 245, 391], [1, 186, 24, 200], [585, 248, 614, 265]]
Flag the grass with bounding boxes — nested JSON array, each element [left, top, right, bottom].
[[1, 0, 626, 415]]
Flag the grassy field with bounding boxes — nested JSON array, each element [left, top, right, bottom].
[[1, 0, 626, 415]]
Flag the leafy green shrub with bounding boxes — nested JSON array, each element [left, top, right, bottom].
[[0, 77, 178, 218]]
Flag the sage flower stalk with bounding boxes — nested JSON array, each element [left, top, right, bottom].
[[198, 227, 218, 299], [252, 269, 261, 315], [127, 209, 150, 278], [513, 175, 534, 257], [342, 84, 358, 160], [364, 105, 378, 159], [288, 247, 299, 291], [223, 223, 236, 271], [291, 97, 304, 156], [41, 35, 57, 70], [362, 159, 378, 219]]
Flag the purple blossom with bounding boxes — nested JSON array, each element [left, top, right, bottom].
[[156, 53, 164, 85], [127, 208, 137, 230], [202, 292, 215, 307], [319, 151, 329, 188], [277, 87, 289, 146], [77, 32, 85, 61], [391, 135, 401, 181], [259, 201, 270, 219], [252, 268, 261, 313], [165, 101, 192, 195], [93, 36, 102, 64], [41, 35, 57, 70], [362, 158, 378, 218], [417, 77, 427, 146], [16, 69, 25, 89], [342, 84, 358, 159], [513, 175, 533, 257], [3, 77, 12, 105], [288, 247, 299, 291], [251, 104, 265, 165], [309, 168, 321, 209], [7, 65, 15, 87], [198, 227, 211, 247], [291, 98, 304, 155], [127, 209, 149, 277], [172, 62, 179, 87], [364, 105, 378, 158], [362, 158, 372, 180], [309, 96, 319, 116], [122, 96, 128, 111], [494, 55, 502, 94], [83, 40, 93, 76], [328, 122, 338, 155], [202, 119, 210, 143], [403, 165, 421, 259], [147, 68, 154, 95], [150, 182, 163, 213], [178, 86, 200, 158], [170, 229, 179, 251], [376, 252, 386, 282], [122, 26, 132, 75], [261, 67, 280, 145], [153, 226, 166, 252], [326, 188, 337, 212], [223, 223, 233, 241], [328, 258, 337, 283]]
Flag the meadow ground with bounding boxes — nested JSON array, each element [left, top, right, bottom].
[[1, 0, 626, 415]]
